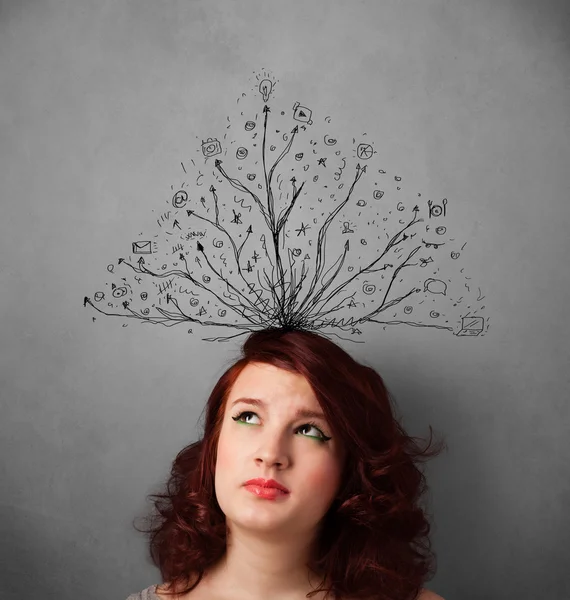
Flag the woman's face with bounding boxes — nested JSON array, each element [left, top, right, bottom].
[[214, 361, 346, 540]]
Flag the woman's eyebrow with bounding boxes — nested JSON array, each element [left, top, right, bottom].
[[230, 397, 326, 421]]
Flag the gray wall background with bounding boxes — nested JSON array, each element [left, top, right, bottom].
[[1, 1, 569, 599]]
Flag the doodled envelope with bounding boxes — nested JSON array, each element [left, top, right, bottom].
[[132, 241, 152, 254]]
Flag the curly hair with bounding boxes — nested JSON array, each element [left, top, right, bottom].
[[134, 328, 446, 600]]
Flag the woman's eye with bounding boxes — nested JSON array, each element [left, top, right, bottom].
[[237, 411, 259, 424], [232, 411, 328, 441], [297, 423, 321, 437]]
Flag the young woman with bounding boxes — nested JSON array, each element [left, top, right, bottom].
[[126, 328, 446, 600]]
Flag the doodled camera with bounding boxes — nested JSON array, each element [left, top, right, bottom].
[[201, 137, 222, 158]]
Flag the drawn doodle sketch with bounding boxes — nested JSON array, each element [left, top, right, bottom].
[[84, 69, 489, 343]]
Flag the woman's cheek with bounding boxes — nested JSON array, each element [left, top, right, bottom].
[[305, 462, 341, 495], [216, 433, 237, 472]]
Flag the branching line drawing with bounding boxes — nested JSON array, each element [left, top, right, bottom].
[[84, 71, 488, 342]]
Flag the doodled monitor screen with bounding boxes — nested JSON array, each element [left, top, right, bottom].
[[84, 70, 488, 343]]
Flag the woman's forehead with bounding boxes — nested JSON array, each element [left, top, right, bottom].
[[227, 363, 319, 407], [232, 362, 310, 389]]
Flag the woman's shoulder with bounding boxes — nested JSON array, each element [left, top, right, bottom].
[[417, 589, 445, 600], [124, 583, 443, 600], [125, 584, 160, 600]]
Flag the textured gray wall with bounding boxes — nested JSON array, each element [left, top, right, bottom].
[[1, 1, 569, 599]]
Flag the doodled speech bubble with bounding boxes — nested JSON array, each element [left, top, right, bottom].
[[424, 278, 447, 295]]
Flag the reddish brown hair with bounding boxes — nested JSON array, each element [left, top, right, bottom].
[[135, 328, 446, 600]]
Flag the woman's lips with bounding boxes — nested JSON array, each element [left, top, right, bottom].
[[243, 478, 290, 493], [244, 485, 290, 500]]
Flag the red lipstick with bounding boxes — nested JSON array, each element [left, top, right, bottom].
[[243, 478, 290, 499]]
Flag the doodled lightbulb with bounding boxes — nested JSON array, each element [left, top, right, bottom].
[[259, 79, 273, 102]]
